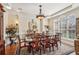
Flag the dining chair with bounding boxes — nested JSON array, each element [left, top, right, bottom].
[[41, 36, 51, 54], [52, 37, 58, 50], [30, 36, 43, 55], [55, 34, 61, 46], [17, 35, 29, 55]]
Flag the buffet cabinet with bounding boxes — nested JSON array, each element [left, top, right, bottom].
[[74, 40, 79, 55], [75, 18, 79, 55], [0, 12, 5, 55]]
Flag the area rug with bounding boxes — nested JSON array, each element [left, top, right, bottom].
[[43, 43, 74, 55], [16, 43, 74, 55]]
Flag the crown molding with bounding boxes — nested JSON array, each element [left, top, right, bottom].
[[47, 4, 79, 19]]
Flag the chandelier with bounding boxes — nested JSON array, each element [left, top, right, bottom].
[[36, 5, 45, 20]]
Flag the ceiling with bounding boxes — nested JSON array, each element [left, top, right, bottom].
[[4, 3, 72, 19]]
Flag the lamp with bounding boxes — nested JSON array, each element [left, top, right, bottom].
[[36, 5, 45, 20], [36, 5, 45, 32]]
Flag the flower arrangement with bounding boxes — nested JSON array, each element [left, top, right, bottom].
[[6, 24, 18, 37]]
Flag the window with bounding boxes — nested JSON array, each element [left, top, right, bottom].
[[55, 22, 58, 33], [68, 15, 76, 39], [61, 17, 67, 38], [54, 15, 76, 40]]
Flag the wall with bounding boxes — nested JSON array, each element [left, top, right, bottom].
[[4, 9, 29, 45], [18, 12, 28, 39]]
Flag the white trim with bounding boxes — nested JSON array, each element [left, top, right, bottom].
[[47, 4, 79, 19], [61, 37, 75, 42]]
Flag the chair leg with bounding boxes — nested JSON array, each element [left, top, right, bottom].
[[31, 48, 35, 55], [18, 48, 21, 55], [49, 46, 51, 52], [18, 47, 21, 55], [56, 43, 58, 50], [52, 44, 54, 51], [60, 41, 61, 46], [39, 49, 41, 55], [43, 46, 45, 54]]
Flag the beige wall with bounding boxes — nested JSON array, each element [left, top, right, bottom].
[[6, 10, 19, 26], [18, 13, 27, 36], [47, 18, 54, 34]]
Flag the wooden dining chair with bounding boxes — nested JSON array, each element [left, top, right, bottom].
[[55, 34, 61, 46], [52, 37, 58, 50], [17, 35, 29, 55], [41, 36, 51, 54], [30, 36, 42, 55], [31, 40, 41, 54], [50, 38, 55, 51]]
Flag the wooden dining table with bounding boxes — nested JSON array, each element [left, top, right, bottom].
[[18, 33, 55, 54]]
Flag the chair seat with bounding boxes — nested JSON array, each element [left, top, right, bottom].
[[20, 42, 29, 48]]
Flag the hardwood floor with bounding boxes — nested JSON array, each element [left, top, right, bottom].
[[5, 44, 17, 55]]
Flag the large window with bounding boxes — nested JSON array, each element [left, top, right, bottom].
[[54, 15, 76, 40], [61, 17, 67, 38], [55, 21, 58, 33], [55, 20, 61, 34], [68, 15, 76, 39]]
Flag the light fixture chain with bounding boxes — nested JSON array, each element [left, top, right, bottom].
[[39, 5, 42, 14]]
